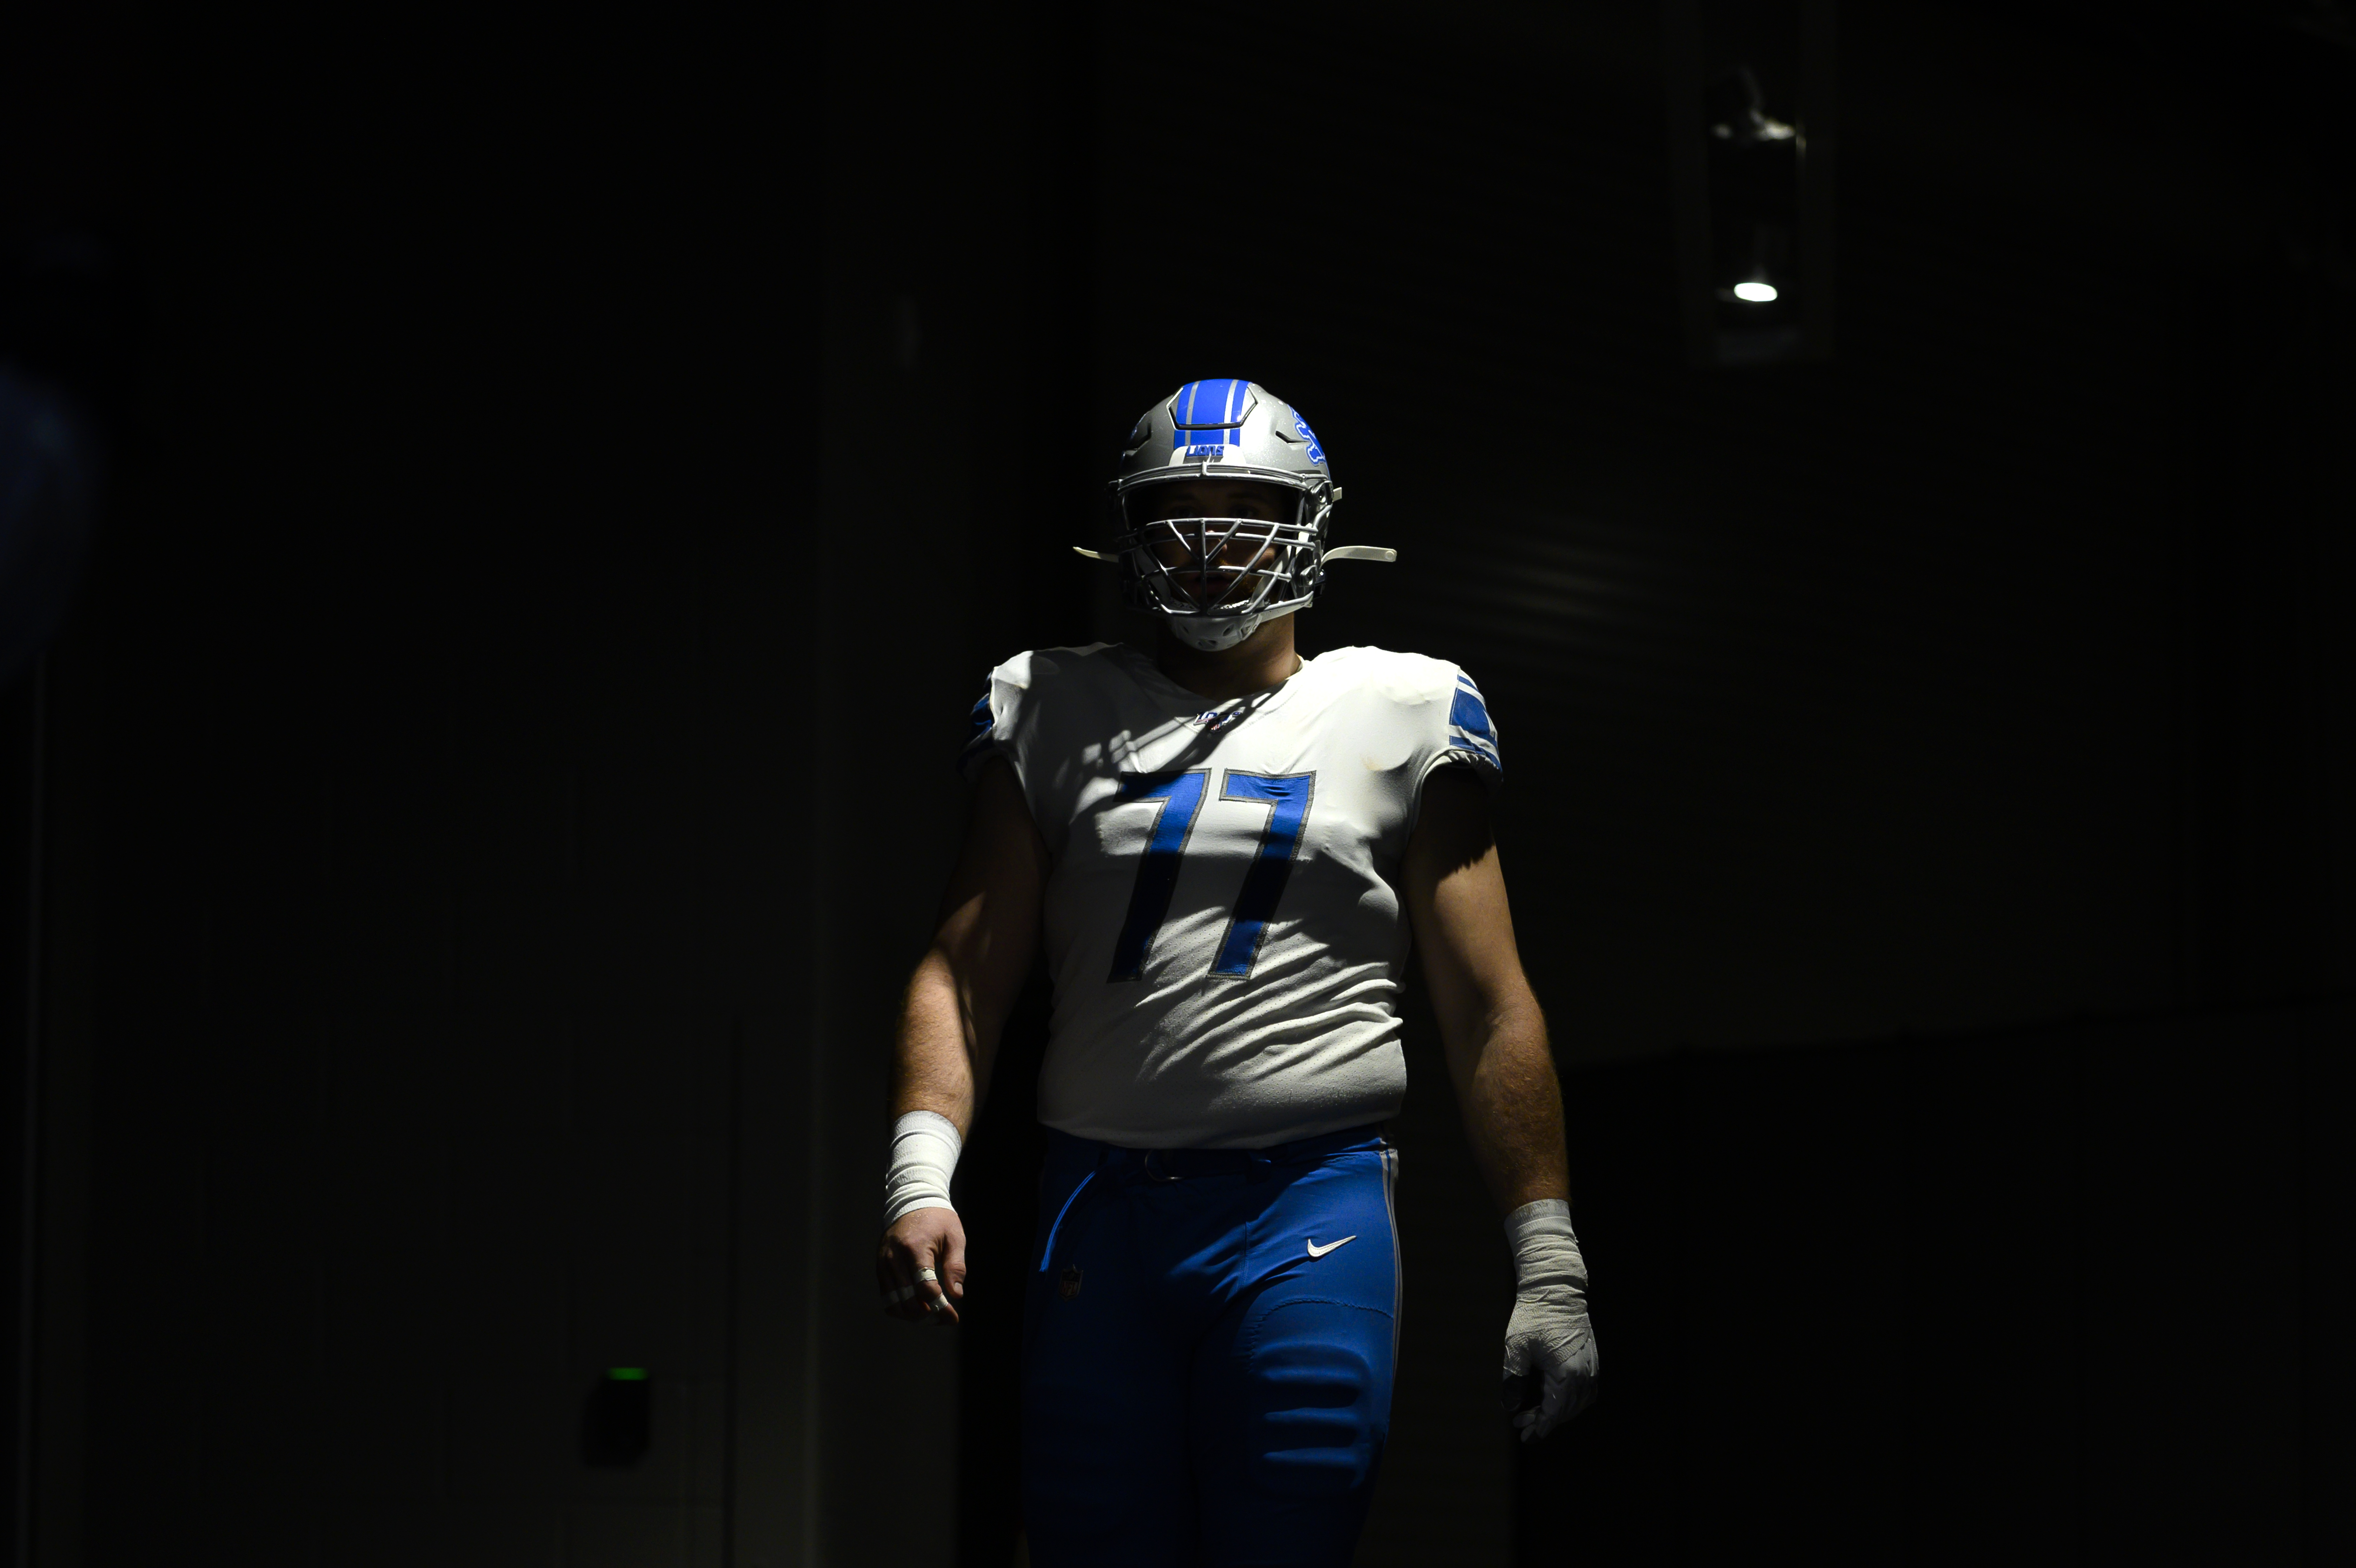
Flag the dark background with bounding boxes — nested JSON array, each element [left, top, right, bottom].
[[2, 1, 2351, 1564]]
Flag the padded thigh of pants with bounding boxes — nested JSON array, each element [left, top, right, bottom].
[[1191, 1291, 1394, 1568]]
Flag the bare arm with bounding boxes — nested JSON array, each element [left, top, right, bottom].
[[877, 754, 1049, 1325], [890, 754, 1050, 1132], [1401, 765, 1570, 1214], [1410, 764, 1597, 1441]]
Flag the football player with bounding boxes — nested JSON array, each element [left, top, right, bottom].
[[875, 379, 1596, 1566]]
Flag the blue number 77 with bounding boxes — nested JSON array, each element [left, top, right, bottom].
[[1107, 769, 1317, 982]]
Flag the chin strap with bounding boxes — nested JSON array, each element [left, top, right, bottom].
[[1168, 612, 1268, 652]]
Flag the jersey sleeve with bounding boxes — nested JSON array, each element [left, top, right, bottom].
[[1443, 667, 1503, 784], [955, 648, 1110, 862], [956, 680, 999, 779], [1417, 663, 1503, 795], [956, 650, 1044, 792]]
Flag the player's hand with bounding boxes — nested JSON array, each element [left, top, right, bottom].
[[876, 1206, 966, 1326], [1501, 1284, 1597, 1441], [1500, 1200, 1597, 1442]]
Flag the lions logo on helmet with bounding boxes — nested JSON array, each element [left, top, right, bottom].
[[1075, 380, 1396, 652]]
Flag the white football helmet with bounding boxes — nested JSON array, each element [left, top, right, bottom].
[[1078, 379, 1395, 651]]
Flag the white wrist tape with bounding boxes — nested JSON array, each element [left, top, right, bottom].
[[1503, 1198, 1588, 1293], [883, 1110, 962, 1226]]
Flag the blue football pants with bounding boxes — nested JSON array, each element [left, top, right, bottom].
[[1020, 1125, 1401, 1568]]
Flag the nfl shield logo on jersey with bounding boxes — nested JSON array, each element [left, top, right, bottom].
[[1058, 1264, 1083, 1300]]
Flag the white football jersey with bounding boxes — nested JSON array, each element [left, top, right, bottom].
[[962, 642, 1502, 1149]]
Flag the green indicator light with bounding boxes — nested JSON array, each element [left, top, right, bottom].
[[607, 1367, 648, 1382]]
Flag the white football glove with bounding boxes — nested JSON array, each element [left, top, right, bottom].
[[1500, 1198, 1598, 1442]]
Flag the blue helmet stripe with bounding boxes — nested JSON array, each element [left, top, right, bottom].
[[1171, 378, 1251, 448]]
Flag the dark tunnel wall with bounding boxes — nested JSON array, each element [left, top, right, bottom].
[[1, 2, 2350, 1566], [4, 9, 840, 1564], [1522, 993, 2355, 1565], [1086, 0, 2355, 1060]]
